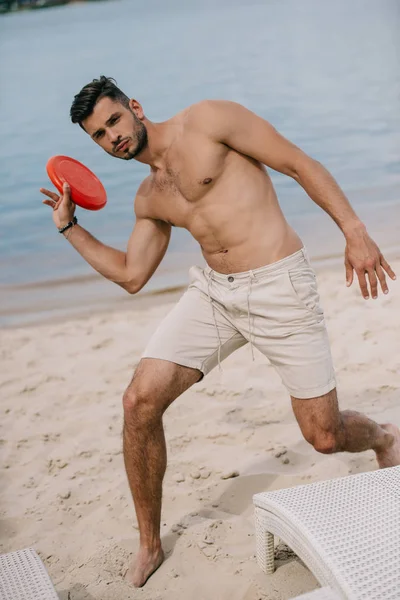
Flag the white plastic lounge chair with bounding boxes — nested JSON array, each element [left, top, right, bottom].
[[0, 548, 59, 600], [253, 466, 400, 600]]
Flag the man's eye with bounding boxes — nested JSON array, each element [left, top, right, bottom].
[[111, 116, 119, 124]]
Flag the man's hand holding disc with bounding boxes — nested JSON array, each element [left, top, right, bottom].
[[40, 183, 76, 230]]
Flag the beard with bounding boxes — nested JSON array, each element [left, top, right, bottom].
[[124, 112, 148, 159], [109, 110, 148, 161]]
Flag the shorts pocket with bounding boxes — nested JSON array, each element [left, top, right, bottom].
[[188, 265, 203, 287], [287, 268, 323, 317]]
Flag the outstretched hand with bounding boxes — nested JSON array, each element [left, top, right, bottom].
[[345, 228, 396, 299], [41, 182, 76, 230]]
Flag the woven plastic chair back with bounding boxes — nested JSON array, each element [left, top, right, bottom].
[[254, 466, 400, 599], [0, 548, 59, 600]]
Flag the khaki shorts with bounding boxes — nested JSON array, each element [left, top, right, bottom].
[[142, 248, 336, 399]]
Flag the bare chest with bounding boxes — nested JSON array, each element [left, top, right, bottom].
[[146, 138, 228, 226]]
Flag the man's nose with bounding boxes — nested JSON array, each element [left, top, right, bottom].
[[107, 129, 119, 143]]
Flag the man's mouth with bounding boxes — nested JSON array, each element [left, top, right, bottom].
[[116, 139, 129, 152]]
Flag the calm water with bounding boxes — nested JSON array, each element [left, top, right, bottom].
[[1, 0, 400, 325]]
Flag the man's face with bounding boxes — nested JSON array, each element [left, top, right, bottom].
[[83, 97, 148, 160]]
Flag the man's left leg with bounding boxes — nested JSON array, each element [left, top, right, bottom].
[[291, 388, 400, 468], [239, 249, 400, 466]]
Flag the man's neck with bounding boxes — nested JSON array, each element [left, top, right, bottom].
[[134, 119, 174, 169]]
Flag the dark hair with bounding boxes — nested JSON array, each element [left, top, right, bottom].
[[70, 76, 130, 127]]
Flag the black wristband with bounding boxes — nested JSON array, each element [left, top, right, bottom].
[[59, 216, 78, 234]]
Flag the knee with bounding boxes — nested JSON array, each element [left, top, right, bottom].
[[122, 384, 160, 423], [303, 428, 340, 455]]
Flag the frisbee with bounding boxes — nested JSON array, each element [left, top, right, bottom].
[[46, 155, 107, 211]]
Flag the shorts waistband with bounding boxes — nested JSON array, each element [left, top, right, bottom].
[[205, 247, 308, 283]]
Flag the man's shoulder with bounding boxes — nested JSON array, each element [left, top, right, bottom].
[[136, 175, 152, 195], [185, 99, 242, 136], [134, 176, 153, 219], [186, 99, 226, 121]]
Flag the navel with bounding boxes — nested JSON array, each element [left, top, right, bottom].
[[202, 177, 213, 185]]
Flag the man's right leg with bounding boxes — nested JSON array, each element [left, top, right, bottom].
[[123, 358, 202, 587], [123, 267, 247, 586]]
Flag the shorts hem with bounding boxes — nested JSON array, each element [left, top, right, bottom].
[[286, 379, 336, 399], [141, 354, 206, 379]]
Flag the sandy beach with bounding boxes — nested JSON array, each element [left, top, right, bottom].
[[1, 256, 399, 600]]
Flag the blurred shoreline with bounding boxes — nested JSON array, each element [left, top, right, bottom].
[[2, 236, 399, 330], [3, 195, 400, 329], [0, 0, 108, 14]]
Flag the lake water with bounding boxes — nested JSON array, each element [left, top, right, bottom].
[[1, 0, 399, 325]]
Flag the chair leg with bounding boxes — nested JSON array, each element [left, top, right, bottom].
[[255, 525, 275, 574]]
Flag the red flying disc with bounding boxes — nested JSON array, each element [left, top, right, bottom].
[[46, 155, 107, 211]]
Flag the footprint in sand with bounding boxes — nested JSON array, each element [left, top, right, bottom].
[[92, 338, 113, 350]]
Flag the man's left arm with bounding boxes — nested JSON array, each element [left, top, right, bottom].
[[202, 100, 396, 299]]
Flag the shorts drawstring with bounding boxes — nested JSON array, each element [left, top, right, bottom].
[[247, 270, 256, 361], [207, 270, 223, 371]]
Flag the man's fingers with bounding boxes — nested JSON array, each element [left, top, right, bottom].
[[356, 270, 369, 299], [345, 260, 354, 287], [367, 269, 378, 299], [62, 182, 71, 204], [42, 200, 55, 207], [40, 187, 59, 202], [380, 256, 396, 281], [376, 265, 389, 295]]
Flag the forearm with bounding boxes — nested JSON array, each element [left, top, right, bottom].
[[63, 223, 132, 290], [294, 159, 365, 238]]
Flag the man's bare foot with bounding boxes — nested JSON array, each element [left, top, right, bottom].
[[126, 546, 164, 588], [376, 424, 400, 468]]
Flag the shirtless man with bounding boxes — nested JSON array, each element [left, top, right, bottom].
[[41, 76, 400, 587]]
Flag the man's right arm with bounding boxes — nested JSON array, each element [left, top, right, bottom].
[[41, 179, 171, 294], [64, 217, 171, 293]]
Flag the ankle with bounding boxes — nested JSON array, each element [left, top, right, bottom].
[[139, 540, 162, 555], [374, 426, 395, 453]]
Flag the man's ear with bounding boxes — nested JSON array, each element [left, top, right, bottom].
[[129, 98, 145, 120]]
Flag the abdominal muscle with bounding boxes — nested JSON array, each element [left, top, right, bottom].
[[201, 227, 303, 273], [187, 179, 303, 274], [146, 144, 304, 273]]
